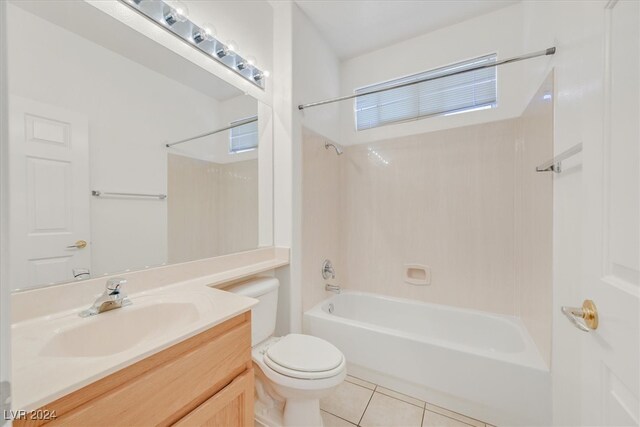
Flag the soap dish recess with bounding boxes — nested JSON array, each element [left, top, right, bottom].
[[403, 264, 431, 286]]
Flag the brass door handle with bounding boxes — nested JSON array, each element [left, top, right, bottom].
[[66, 240, 87, 249], [561, 300, 598, 332]]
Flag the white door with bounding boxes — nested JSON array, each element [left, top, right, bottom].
[[575, 1, 639, 425], [9, 97, 91, 290]]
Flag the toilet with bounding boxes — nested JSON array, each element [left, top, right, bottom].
[[224, 277, 346, 427]]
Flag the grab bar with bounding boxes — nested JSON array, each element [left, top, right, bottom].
[[91, 190, 167, 200], [536, 143, 582, 173]]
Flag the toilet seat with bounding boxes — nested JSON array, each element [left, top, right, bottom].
[[260, 334, 345, 380]]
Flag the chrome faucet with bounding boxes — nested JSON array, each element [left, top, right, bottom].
[[79, 278, 131, 317], [325, 284, 341, 294]]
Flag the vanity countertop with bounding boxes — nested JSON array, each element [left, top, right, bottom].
[[11, 281, 258, 412]]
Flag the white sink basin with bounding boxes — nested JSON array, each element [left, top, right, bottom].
[[12, 283, 258, 412], [40, 302, 201, 358]]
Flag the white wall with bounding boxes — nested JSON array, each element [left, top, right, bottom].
[[270, 2, 343, 334], [271, 1, 296, 334], [287, 4, 342, 333], [293, 6, 342, 143], [339, 4, 529, 146]]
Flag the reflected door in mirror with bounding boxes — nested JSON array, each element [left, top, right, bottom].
[[9, 97, 91, 290]]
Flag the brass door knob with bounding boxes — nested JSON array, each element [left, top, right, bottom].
[[561, 300, 599, 332], [67, 240, 87, 249]]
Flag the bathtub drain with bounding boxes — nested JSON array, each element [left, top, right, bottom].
[[328, 303, 334, 314]]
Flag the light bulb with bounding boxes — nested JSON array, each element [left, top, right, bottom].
[[216, 44, 230, 58], [193, 23, 216, 44], [237, 57, 249, 71], [226, 40, 238, 53], [202, 23, 216, 38], [253, 70, 270, 82], [163, 1, 188, 26], [245, 56, 257, 67]]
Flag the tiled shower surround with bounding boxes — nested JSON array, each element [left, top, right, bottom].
[[302, 75, 553, 365]]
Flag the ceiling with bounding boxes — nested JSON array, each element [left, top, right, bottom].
[[295, 0, 519, 60]]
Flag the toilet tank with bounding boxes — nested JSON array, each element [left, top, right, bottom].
[[223, 277, 279, 345]]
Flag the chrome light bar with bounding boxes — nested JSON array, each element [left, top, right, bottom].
[[120, 0, 268, 89]]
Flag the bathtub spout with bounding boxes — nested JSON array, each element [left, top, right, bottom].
[[325, 284, 341, 294]]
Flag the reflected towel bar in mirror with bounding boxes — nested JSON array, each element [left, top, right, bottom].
[[91, 190, 167, 200]]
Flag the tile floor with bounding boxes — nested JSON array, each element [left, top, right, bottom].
[[320, 376, 494, 427]]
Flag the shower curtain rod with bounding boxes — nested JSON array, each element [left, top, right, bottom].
[[298, 47, 556, 111], [165, 116, 258, 148]]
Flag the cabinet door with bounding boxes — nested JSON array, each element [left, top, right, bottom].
[[175, 369, 254, 427], [44, 318, 251, 427]]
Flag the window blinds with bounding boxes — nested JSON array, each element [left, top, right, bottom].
[[355, 54, 497, 131], [229, 116, 258, 153]]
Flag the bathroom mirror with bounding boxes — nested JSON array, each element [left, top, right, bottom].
[[6, 1, 273, 291]]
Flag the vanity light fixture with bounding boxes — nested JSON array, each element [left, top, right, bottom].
[[120, 0, 268, 89]]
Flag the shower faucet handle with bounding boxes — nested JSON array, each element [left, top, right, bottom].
[[322, 259, 336, 280]]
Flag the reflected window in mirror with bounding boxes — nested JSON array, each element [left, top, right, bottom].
[[230, 116, 258, 154]]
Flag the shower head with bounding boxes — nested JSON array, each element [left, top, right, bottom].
[[325, 141, 344, 156]]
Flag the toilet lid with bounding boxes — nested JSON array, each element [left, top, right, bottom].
[[264, 334, 344, 375]]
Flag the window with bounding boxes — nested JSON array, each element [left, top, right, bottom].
[[354, 54, 497, 131], [229, 116, 258, 154]]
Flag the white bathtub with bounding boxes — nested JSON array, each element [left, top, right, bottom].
[[304, 291, 551, 426]]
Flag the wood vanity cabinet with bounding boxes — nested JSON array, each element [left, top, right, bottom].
[[16, 312, 254, 427]]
